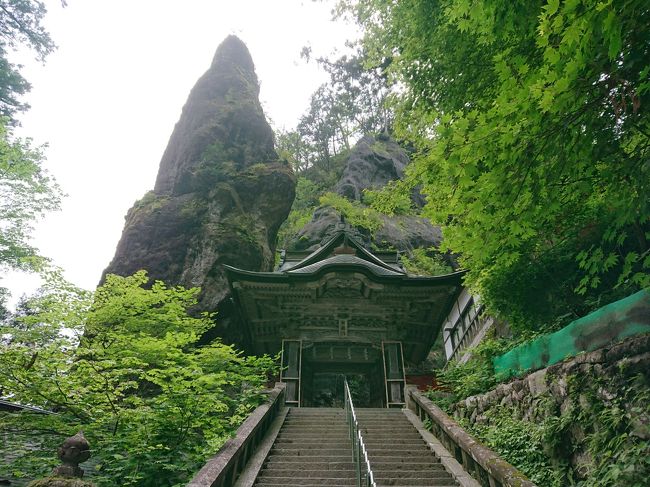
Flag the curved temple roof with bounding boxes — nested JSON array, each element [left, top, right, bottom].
[[225, 230, 465, 364]]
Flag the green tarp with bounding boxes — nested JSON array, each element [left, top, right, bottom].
[[493, 289, 650, 379]]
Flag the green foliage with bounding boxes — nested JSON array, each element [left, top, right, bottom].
[[276, 177, 325, 250], [577, 374, 650, 487], [131, 191, 168, 214], [400, 248, 452, 276], [341, 0, 650, 331], [0, 271, 274, 486], [427, 337, 517, 408], [0, 0, 61, 311], [0, 120, 62, 272], [320, 191, 382, 232], [278, 45, 391, 176], [464, 409, 565, 486], [363, 179, 412, 216], [0, 0, 56, 121]]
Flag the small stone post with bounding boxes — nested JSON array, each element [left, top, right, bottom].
[[52, 431, 91, 478], [27, 431, 95, 487]]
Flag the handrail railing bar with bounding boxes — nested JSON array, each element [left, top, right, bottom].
[[344, 379, 377, 487]]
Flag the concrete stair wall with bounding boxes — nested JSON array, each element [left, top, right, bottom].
[[253, 408, 460, 487]]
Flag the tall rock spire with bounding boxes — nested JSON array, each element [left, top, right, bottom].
[[154, 35, 277, 195], [103, 36, 295, 346]]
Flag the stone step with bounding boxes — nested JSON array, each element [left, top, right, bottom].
[[356, 411, 409, 415], [262, 460, 354, 470], [364, 439, 426, 446], [373, 471, 455, 480], [283, 416, 348, 420], [275, 436, 350, 443], [285, 412, 346, 415], [359, 421, 415, 427], [270, 441, 351, 450], [361, 428, 419, 433], [371, 464, 449, 473], [274, 435, 350, 442], [374, 481, 456, 487], [273, 435, 350, 442], [287, 409, 346, 415], [367, 449, 434, 458], [359, 423, 415, 427], [356, 415, 407, 419], [279, 429, 348, 434], [258, 470, 355, 479], [283, 417, 347, 422], [365, 446, 431, 453], [278, 430, 350, 440], [266, 454, 352, 463], [361, 428, 423, 434], [281, 419, 347, 424], [255, 476, 354, 486], [374, 484, 457, 487], [255, 480, 354, 487], [356, 417, 408, 421], [260, 469, 356, 477], [361, 433, 424, 440], [359, 428, 422, 443], [365, 446, 433, 454], [359, 423, 419, 428], [283, 417, 348, 422], [279, 427, 350, 433], [284, 420, 348, 428], [269, 448, 352, 457]]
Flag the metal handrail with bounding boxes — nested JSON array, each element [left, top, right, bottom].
[[344, 379, 377, 487]]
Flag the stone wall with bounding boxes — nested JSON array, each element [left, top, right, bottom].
[[449, 334, 650, 483]]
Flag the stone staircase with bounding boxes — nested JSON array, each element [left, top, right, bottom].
[[254, 407, 355, 486], [253, 407, 458, 487], [357, 409, 458, 487]]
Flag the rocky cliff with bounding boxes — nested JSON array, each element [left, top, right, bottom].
[[287, 134, 442, 253], [103, 36, 295, 344]]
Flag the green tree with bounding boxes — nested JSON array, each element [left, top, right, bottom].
[[0, 122, 61, 272], [278, 46, 391, 176], [0, 0, 56, 121], [0, 0, 62, 303], [0, 271, 274, 486], [342, 0, 650, 329]]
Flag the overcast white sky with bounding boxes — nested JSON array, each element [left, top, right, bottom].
[[3, 0, 358, 305]]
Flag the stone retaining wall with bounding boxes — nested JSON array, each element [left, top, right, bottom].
[[449, 334, 650, 481]]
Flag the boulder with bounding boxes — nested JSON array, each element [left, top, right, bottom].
[[287, 134, 441, 253], [335, 134, 409, 201]]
